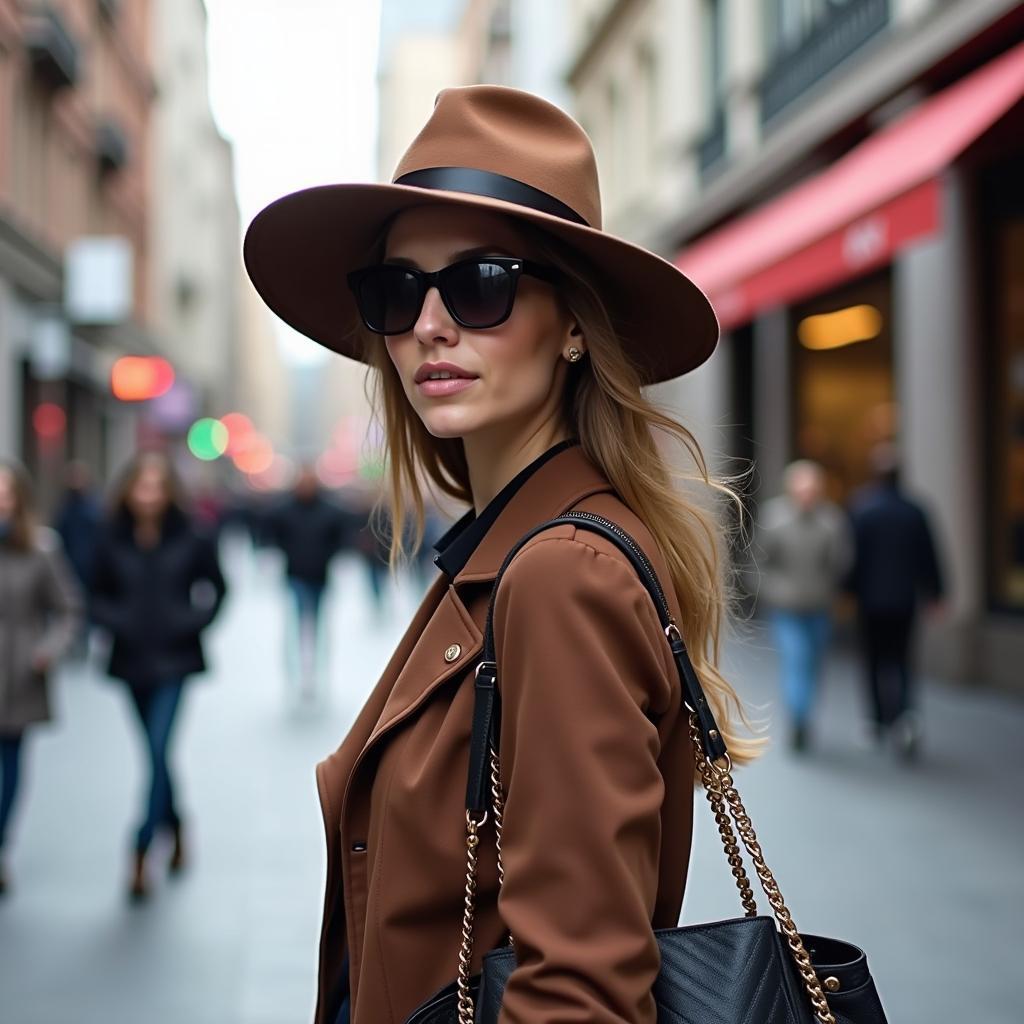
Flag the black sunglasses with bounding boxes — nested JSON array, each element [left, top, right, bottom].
[[347, 256, 558, 336]]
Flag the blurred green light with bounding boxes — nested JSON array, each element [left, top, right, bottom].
[[188, 418, 228, 461]]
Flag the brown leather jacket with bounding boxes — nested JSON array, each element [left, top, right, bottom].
[[314, 445, 696, 1024]]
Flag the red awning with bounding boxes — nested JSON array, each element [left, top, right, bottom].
[[676, 38, 1024, 330]]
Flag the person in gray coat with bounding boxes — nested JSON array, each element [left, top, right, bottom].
[[0, 459, 83, 895], [756, 460, 852, 751]]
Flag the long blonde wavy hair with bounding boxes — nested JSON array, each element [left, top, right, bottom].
[[359, 216, 760, 766]]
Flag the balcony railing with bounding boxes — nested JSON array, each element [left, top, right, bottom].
[[25, 6, 81, 90], [760, 0, 890, 125]]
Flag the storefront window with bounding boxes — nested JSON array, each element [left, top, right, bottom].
[[791, 270, 895, 504], [991, 215, 1024, 609]]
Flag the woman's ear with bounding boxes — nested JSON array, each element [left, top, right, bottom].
[[563, 319, 586, 360]]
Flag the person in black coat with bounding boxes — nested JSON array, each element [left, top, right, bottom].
[[846, 444, 946, 758], [91, 452, 226, 900], [266, 466, 350, 700], [54, 460, 102, 594]]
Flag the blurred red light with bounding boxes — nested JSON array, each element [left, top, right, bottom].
[[33, 402, 66, 439], [220, 412, 254, 455]]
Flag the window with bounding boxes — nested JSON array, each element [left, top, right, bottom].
[[703, 0, 726, 118]]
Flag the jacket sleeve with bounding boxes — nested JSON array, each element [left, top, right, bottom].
[[184, 533, 228, 633], [492, 534, 676, 1024], [34, 536, 84, 663]]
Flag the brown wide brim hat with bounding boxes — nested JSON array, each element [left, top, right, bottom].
[[244, 86, 719, 384]]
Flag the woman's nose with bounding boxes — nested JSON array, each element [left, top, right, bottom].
[[413, 287, 458, 346]]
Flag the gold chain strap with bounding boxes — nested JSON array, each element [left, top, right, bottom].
[[490, 747, 507, 892], [688, 718, 759, 917], [690, 716, 837, 1024], [457, 810, 485, 1024], [456, 716, 836, 1024]]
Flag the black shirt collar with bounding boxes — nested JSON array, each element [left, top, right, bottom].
[[433, 439, 578, 578]]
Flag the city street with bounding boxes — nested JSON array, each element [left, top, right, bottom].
[[0, 536, 1020, 1024]]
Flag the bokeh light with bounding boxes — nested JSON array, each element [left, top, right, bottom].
[[32, 402, 66, 439], [111, 357, 176, 401], [187, 417, 229, 460], [232, 433, 274, 474]]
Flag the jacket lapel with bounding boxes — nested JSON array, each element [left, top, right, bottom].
[[364, 584, 483, 749], [349, 445, 614, 772]]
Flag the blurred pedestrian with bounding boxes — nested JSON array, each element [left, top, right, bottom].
[[54, 459, 102, 593], [90, 452, 226, 901], [846, 444, 946, 759], [267, 466, 347, 700], [0, 459, 83, 896], [757, 460, 853, 752]]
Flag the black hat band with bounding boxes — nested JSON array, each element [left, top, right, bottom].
[[394, 166, 590, 227]]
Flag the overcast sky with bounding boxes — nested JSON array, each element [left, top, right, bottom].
[[204, 0, 383, 364]]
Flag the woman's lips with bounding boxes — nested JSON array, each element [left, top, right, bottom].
[[416, 377, 478, 398]]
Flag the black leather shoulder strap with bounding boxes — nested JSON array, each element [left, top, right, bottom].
[[465, 512, 728, 814]]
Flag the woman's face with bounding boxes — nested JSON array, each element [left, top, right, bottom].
[[0, 469, 15, 522], [127, 461, 170, 523], [381, 206, 578, 443]]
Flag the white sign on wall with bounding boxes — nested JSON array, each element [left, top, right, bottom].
[[64, 236, 134, 324]]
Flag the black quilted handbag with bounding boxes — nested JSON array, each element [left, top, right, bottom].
[[405, 513, 888, 1024]]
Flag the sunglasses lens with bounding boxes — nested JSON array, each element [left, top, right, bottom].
[[445, 261, 515, 327], [357, 267, 421, 334]]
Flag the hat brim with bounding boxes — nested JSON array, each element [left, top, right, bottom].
[[243, 183, 719, 384]]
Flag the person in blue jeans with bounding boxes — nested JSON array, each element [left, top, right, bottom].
[[756, 460, 852, 752], [125, 680, 185, 855], [91, 452, 226, 901]]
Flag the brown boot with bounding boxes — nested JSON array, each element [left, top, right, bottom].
[[169, 823, 187, 876], [128, 849, 149, 903]]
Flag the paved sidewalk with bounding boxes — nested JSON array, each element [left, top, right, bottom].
[[0, 538, 1020, 1023]]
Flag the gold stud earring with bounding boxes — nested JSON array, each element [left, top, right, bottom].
[[567, 346, 583, 363]]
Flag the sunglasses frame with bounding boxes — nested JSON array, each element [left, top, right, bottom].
[[347, 256, 558, 336]]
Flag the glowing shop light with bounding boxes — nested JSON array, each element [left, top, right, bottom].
[[111, 357, 175, 401], [798, 305, 883, 351]]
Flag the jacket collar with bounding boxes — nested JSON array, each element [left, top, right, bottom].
[[433, 438, 578, 578], [452, 443, 615, 587]]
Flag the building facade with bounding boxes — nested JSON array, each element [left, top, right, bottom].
[[148, 0, 241, 427], [0, 0, 285, 507], [0, 0, 156, 508], [567, 0, 1024, 689]]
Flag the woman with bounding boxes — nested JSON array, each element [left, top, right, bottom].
[[0, 459, 82, 895], [91, 452, 226, 901], [245, 86, 757, 1024], [757, 460, 852, 752]]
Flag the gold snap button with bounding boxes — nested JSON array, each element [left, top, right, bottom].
[[823, 976, 841, 993], [444, 643, 462, 663]]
